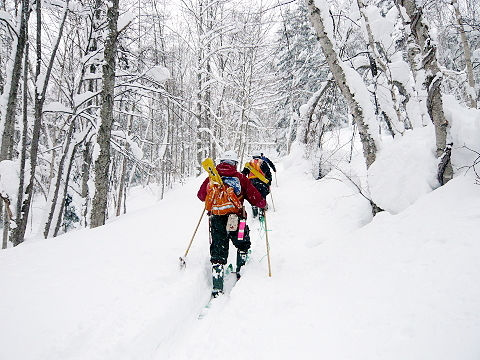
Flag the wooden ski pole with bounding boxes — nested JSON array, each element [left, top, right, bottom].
[[263, 209, 272, 277], [180, 208, 206, 268]]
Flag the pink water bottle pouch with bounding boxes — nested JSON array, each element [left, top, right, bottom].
[[237, 219, 246, 241]]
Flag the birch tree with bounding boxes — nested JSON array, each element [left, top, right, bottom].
[[395, 0, 453, 185], [304, 0, 378, 169]]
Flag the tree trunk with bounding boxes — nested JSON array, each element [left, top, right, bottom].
[[81, 143, 92, 227], [11, 41, 29, 246], [396, 0, 453, 185], [43, 119, 75, 238], [296, 77, 332, 145], [195, 0, 205, 174], [451, 0, 476, 108], [116, 111, 133, 217], [0, 0, 29, 162], [2, 207, 8, 249], [90, 0, 119, 228], [304, 0, 377, 168], [53, 140, 81, 237]]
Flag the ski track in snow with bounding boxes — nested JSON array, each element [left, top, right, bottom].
[[0, 146, 480, 359]]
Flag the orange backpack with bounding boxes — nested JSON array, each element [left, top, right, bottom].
[[205, 181, 242, 215]]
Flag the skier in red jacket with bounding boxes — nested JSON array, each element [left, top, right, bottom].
[[198, 150, 266, 297]]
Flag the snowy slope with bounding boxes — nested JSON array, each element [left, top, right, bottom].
[[1, 128, 480, 359]]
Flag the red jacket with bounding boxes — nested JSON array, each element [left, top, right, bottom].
[[197, 162, 266, 209]]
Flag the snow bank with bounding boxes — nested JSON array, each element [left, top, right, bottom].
[[444, 94, 480, 173], [368, 126, 438, 214]]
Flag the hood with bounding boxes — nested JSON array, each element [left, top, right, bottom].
[[216, 162, 239, 177]]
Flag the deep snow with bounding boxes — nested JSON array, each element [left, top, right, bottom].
[[1, 121, 480, 359]]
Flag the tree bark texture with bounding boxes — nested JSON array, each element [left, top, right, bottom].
[[90, 0, 119, 228]]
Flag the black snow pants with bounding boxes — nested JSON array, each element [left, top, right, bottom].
[[209, 214, 250, 265]]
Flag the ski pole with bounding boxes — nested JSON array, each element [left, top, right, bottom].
[[180, 208, 206, 268], [270, 188, 276, 212], [263, 209, 272, 277], [274, 172, 278, 187]]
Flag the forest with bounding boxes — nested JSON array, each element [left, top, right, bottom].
[[0, 0, 478, 247]]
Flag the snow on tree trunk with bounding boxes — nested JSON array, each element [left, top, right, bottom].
[[304, 0, 378, 169], [396, 0, 453, 185], [356, 0, 408, 134], [90, 0, 119, 228]]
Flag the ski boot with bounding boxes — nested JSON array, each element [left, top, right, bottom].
[[211, 263, 224, 298], [258, 208, 265, 222]]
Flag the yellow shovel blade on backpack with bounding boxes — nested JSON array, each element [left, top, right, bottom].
[[244, 162, 269, 184], [201, 158, 223, 185]]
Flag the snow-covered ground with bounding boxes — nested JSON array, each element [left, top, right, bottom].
[[1, 114, 480, 359]]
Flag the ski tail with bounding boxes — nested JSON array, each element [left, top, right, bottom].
[[202, 158, 223, 185]]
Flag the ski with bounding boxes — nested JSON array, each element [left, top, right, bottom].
[[198, 271, 239, 320], [202, 158, 223, 185], [198, 298, 215, 319], [244, 162, 269, 184]]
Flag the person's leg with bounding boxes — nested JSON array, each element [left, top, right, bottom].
[[210, 215, 229, 296], [231, 224, 251, 279], [210, 215, 229, 264], [211, 263, 224, 297]]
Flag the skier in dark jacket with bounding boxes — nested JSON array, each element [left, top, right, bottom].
[[198, 150, 266, 297], [242, 150, 272, 218], [261, 152, 276, 173]]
